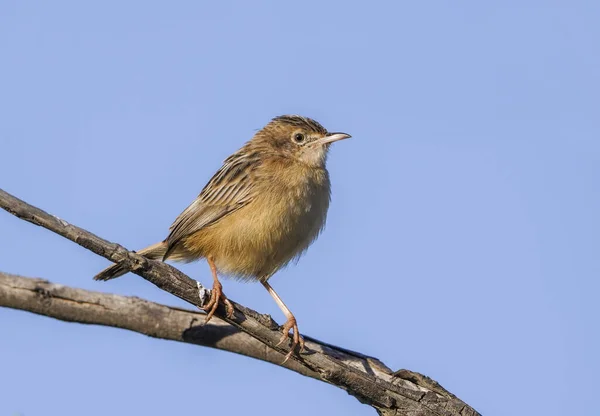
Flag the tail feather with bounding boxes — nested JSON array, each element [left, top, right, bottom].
[[93, 241, 167, 281]]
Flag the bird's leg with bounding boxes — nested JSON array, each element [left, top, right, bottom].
[[262, 281, 305, 362], [203, 256, 234, 323]]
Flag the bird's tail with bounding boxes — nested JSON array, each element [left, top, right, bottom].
[[93, 241, 167, 281]]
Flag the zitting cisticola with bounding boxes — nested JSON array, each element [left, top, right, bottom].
[[94, 115, 350, 360]]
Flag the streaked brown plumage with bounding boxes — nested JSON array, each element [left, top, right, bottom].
[[94, 115, 350, 360]]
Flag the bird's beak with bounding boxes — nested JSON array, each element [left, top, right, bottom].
[[317, 132, 352, 145]]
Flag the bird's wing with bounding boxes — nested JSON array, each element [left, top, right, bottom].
[[164, 149, 262, 257]]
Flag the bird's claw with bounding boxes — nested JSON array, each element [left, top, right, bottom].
[[277, 316, 305, 363], [203, 279, 234, 323]]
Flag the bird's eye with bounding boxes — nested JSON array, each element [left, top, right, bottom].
[[293, 133, 306, 144]]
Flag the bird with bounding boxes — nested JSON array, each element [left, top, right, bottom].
[[94, 115, 350, 360]]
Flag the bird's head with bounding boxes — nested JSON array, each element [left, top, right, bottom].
[[253, 115, 351, 168]]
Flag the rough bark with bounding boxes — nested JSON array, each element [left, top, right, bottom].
[[0, 188, 481, 416], [0, 272, 320, 378]]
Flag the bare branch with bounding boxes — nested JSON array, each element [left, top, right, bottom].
[[0, 188, 480, 416], [0, 271, 318, 378]]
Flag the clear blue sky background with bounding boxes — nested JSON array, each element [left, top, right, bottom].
[[1, 1, 598, 415]]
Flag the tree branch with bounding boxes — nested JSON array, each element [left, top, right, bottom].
[[0, 271, 319, 378], [0, 188, 480, 416]]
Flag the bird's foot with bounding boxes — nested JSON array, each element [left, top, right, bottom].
[[276, 315, 305, 363], [203, 279, 234, 323]]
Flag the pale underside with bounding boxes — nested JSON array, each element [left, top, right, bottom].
[[162, 152, 331, 282]]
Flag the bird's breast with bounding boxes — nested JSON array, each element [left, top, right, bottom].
[[192, 166, 331, 280]]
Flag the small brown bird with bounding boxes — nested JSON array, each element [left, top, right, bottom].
[[94, 115, 350, 359]]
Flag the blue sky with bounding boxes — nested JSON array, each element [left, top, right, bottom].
[[1, 1, 599, 415]]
